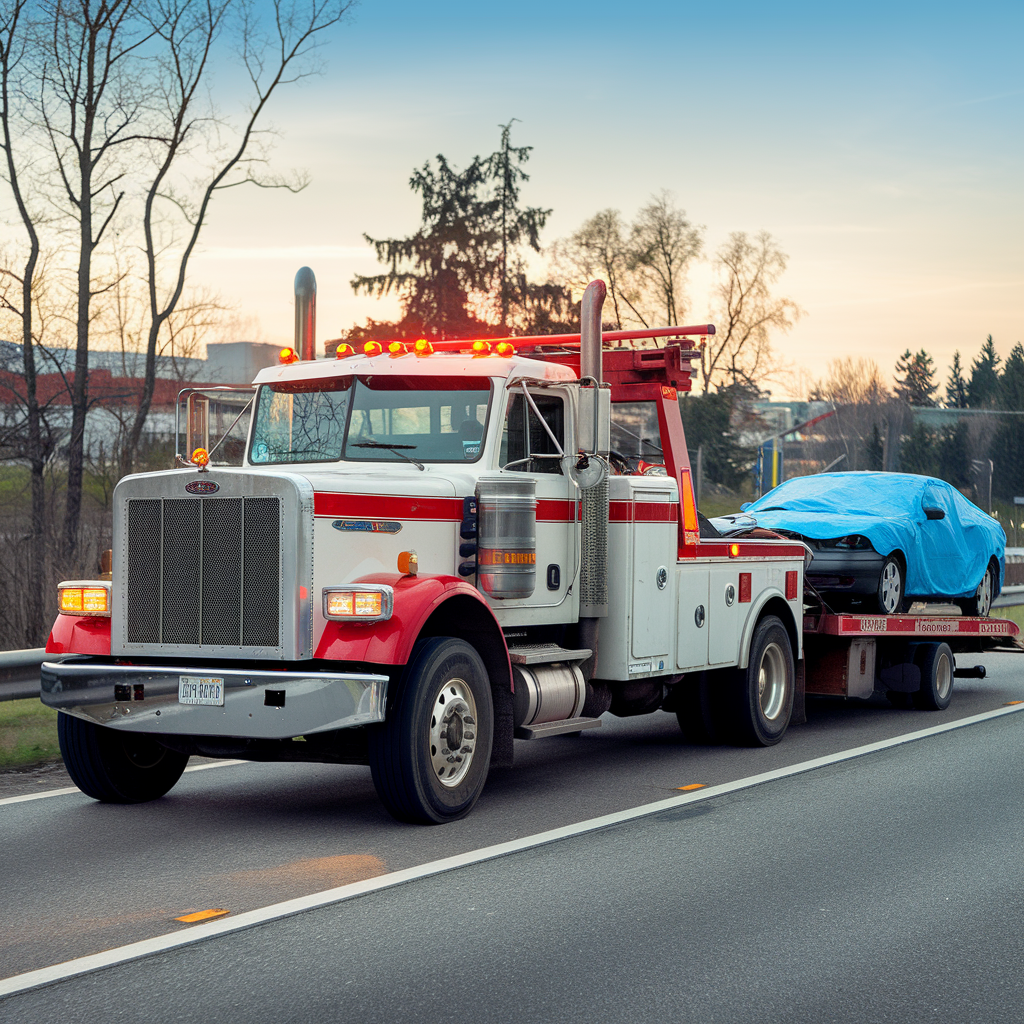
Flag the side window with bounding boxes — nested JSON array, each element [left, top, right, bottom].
[[500, 392, 565, 475]]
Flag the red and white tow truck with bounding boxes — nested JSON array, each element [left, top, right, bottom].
[[42, 280, 1022, 823]]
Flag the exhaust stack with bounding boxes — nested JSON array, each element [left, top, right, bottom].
[[294, 267, 317, 361], [580, 279, 606, 384]]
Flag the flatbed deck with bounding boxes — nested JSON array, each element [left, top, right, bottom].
[[804, 611, 1022, 654]]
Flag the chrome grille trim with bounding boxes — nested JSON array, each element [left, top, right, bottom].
[[112, 470, 314, 661]]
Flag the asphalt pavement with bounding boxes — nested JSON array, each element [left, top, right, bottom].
[[1, 651, 1023, 1020]]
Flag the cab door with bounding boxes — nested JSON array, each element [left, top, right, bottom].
[[494, 387, 577, 622]]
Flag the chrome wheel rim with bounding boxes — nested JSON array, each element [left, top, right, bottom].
[[976, 570, 992, 616], [936, 652, 953, 700], [429, 678, 477, 788], [758, 642, 787, 721], [880, 561, 902, 614]]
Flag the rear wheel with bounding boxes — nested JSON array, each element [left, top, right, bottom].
[[877, 556, 906, 615], [957, 563, 995, 618], [57, 713, 188, 803], [913, 642, 954, 710], [726, 615, 794, 746], [369, 638, 493, 825]]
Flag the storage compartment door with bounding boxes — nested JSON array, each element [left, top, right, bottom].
[[676, 566, 710, 671]]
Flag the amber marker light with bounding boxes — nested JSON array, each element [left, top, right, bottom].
[[278, 347, 298, 364], [397, 550, 418, 576], [729, 543, 740, 557], [413, 338, 433, 356], [363, 341, 383, 356], [58, 581, 111, 617], [495, 341, 515, 357], [470, 340, 491, 355], [191, 447, 209, 467], [388, 342, 407, 357], [322, 585, 394, 623], [335, 344, 355, 359]]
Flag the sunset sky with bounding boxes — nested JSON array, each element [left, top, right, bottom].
[[189, 0, 1023, 399]]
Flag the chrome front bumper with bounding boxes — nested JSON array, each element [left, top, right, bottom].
[[41, 660, 388, 739]]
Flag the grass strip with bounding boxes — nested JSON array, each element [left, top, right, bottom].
[[0, 698, 61, 768]]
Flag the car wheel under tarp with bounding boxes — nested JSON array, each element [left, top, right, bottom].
[[876, 556, 907, 615]]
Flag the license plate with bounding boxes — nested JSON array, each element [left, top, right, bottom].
[[178, 676, 225, 706]]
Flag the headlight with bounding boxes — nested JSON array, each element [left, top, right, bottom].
[[322, 585, 394, 623]]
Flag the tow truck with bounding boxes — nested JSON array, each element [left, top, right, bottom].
[[41, 277, 1022, 823]]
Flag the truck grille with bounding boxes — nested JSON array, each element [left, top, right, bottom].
[[124, 496, 281, 647]]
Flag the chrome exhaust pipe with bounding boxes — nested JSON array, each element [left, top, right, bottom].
[[580, 279, 606, 385], [294, 267, 316, 361]]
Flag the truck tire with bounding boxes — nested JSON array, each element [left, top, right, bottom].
[[57, 713, 188, 803], [726, 615, 794, 746], [913, 642, 954, 710], [369, 637, 494, 825]]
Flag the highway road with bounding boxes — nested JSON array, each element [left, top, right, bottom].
[[2, 651, 1024, 1020]]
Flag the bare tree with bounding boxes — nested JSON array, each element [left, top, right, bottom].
[[120, 0, 354, 477], [701, 231, 801, 391], [0, 0, 49, 642], [549, 209, 641, 329], [813, 357, 890, 406], [628, 190, 703, 327]]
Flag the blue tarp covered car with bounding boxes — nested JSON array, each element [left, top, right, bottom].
[[711, 472, 1005, 615]]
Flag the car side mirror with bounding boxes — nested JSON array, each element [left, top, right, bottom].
[[740, 502, 752, 511], [924, 507, 945, 520]]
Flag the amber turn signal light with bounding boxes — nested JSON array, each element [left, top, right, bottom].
[[322, 585, 394, 623], [58, 581, 112, 617]]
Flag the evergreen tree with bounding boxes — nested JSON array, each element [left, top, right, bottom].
[[350, 124, 557, 341], [865, 423, 884, 471], [935, 421, 971, 489], [894, 349, 938, 406], [678, 387, 752, 489], [998, 343, 1024, 411], [967, 335, 1001, 408], [899, 420, 937, 476], [945, 351, 968, 408], [487, 120, 551, 331]]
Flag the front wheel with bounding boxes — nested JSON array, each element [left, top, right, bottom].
[[877, 556, 907, 615], [57, 713, 188, 803], [369, 638, 494, 825], [957, 563, 995, 618], [726, 615, 795, 746]]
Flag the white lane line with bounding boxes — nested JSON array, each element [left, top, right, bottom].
[[2, 701, 1022, 1000], [0, 760, 246, 807]]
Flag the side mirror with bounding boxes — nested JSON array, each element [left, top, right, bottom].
[[924, 507, 945, 521], [740, 502, 752, 512]]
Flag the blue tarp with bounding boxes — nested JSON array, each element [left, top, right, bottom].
[[736, 472, 1005, 598]]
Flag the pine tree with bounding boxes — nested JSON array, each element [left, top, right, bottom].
[[487, 120, 551, 331], [998, 343, 1024, 411], [967, 335, 1001, 408], [865, 423, 884, 471], [945, 351, 968, 408], [894, 349, 938, 406], [899, 421, 937, 476]]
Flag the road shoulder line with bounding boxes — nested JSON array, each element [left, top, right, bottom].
[[2, 702, 1022, 1000]]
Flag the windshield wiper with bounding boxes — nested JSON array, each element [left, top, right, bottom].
[[352, 441, 425, 471]]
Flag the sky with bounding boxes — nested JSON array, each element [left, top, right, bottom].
[[186, 0, 1024, 400]]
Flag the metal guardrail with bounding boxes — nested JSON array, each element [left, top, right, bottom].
[[4, 583, 1023, 704], [0, 649, 63, 703]]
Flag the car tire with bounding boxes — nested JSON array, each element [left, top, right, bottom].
[[369, 638, 493, 825], [57, 713, 189, 803], [876, 556, 907, 615], [957, 562, 995, 618], [913, 642, 955, 711], [724, 615, 794, 746]]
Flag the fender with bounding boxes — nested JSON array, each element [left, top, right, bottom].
[[737, 589, 802, 669], [46, 614, 112, 656], [315, 572, 511, 684]]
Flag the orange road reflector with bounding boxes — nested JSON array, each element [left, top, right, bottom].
[[676, 783, 707, 791], [1004, 701, 1024, 706], [175, 908, 230, 923]]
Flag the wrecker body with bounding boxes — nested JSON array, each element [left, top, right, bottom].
[[41, 280, 1020, 823]]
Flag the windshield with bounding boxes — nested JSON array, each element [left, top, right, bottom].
[[249, 376, 491, 465]]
